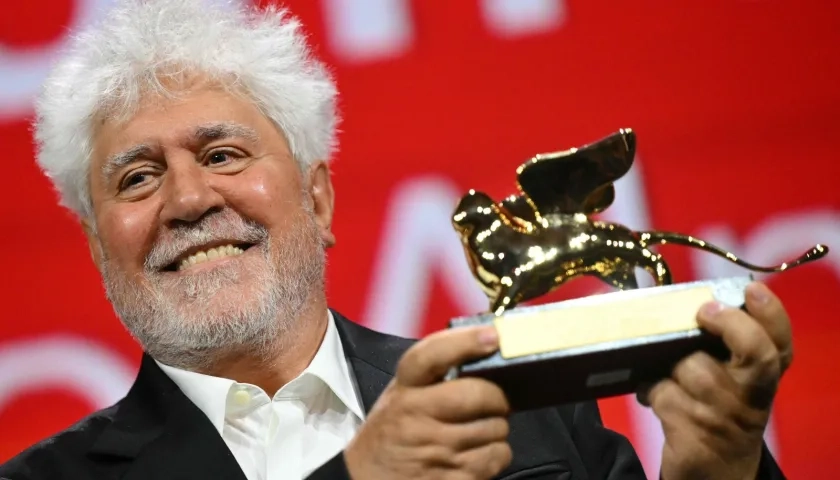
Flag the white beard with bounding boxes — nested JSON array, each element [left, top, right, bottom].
[[98, 207, 326, 371]]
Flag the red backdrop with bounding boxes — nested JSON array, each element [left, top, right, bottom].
[[1, 1, 838, 477]]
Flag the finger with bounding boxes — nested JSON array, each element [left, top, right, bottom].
[[417, 377, 510, 422], [697, 302, 779, 374], [649, 378, 739, 439], [453, 441, 513, 479], [635, 382, 654, 407], [439, 417, 510, 451], [392, 416, 509, 453], [397, 325, 499, 387], [668, 352, 769, 429], [671, 351, 740, 406], [696, 303, 781, 409], [647, 378, 684, 422], [744, 282, 794, 372]]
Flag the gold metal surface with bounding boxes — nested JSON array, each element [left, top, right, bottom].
[[452, 128, 830, 316]]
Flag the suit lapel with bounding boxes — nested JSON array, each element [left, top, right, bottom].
[[331, 309, 415, 413], [89, 354, 247, 480]]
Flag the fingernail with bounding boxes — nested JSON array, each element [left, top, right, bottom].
[[747, 282, 770, 305], [479, 327, 499, 347], [700, 301, 725, 318]]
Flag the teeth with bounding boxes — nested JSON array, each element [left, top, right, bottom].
[[178, 245, 246, 271]]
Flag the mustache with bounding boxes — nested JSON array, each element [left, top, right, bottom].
[[144, 210, 269, 272]]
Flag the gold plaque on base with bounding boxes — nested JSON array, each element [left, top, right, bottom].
[[446, 129, 828, 411]]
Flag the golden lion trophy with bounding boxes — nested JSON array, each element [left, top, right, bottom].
[[447, 128, 829, 411]]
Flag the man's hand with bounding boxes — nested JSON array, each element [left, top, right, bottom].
[[344, 325, 512, 480], [641, 281, 793, 480]]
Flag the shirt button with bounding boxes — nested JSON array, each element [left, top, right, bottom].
[[232, 389, 251, 407]]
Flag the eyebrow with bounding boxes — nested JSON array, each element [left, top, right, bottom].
[[100, 122, 261, 181], [192, 122, 260, 144], [101, 144, 152, 180]]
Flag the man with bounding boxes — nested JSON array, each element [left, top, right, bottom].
[[1, 0, 790, 479]]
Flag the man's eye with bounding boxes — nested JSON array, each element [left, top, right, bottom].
[[207, 150, 235, 165], [121, 172, 151, 191]]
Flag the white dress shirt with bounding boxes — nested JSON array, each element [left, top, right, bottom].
[[156, 312, 365, 480]]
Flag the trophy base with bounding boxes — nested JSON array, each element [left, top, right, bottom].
[[447, 277, 751, 411]]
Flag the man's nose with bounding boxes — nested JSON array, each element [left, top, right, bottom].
[[159, 160, 225, 225]]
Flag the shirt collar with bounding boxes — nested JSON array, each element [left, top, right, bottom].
[[307, 310, 366, 421], [155, 310, 365, 434]]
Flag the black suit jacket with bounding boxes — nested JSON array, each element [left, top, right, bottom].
[[1, 311, 785, 480]]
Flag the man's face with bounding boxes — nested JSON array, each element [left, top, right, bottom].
[[86, 82, 336, 368]]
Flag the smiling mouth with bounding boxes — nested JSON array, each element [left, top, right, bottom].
[[163, 243, 256, 272]]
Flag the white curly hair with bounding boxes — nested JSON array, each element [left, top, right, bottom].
[[33, 0, 339, 219]]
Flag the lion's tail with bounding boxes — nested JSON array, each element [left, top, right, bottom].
[[639, 231, 828, 273]]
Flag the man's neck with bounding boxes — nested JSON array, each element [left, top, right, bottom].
[[199, 299, 331, 395]]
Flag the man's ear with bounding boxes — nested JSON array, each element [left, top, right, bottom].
[[81, 217, 104, 267], [307, 161, 336, 248]]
